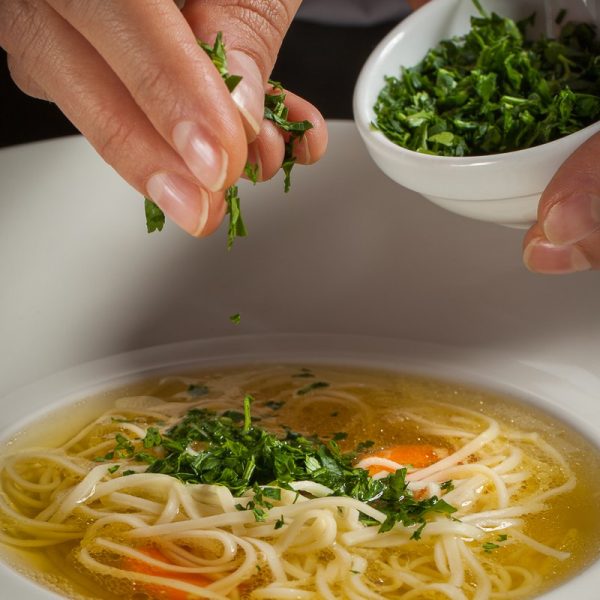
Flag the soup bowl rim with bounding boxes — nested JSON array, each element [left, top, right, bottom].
[[1, 332, 600, 599]]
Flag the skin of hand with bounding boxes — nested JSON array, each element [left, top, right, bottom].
[[0, 0, 328, 237], [523, 132, 600, 274], [409, 0, 599, 274]]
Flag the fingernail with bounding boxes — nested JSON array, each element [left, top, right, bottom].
[[172, 121, 227, 192], [543, 194, 600, 245], [228, 50, 263, 138], [523, 238, 591, 274], [146, 171, 209, 236]]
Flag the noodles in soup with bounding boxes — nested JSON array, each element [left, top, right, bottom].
[[0, 365, 599, 600]]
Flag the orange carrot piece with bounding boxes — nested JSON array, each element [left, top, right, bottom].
[[363, 444, 440, 476], [124, 546, 210, 600]]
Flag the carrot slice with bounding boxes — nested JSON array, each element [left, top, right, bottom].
[[124, 546, 210, 600], [362, 444, 440, 476]]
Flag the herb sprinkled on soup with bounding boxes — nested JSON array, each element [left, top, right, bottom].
[[1, 365, 599, 599]]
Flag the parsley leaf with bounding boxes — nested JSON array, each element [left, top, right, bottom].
[[483, 542, 501, 552], [224, 185, 247, 250], [145, 36, 313, 250], [198, 32, 242, 93], [142, 427, 162, 448], [188, 383, 210, 397], [144, 197, 165, 233], [297, 381, 330, 395], [373, 1, 600, 156], [100, 400, 457, 537]]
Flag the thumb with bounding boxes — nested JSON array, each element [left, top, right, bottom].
[[523, 130, 600, 273]]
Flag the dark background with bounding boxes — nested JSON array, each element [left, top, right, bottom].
[[0, 19, 396, 148]]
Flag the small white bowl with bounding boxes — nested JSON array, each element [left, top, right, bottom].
[[353, 0, 600, 228]]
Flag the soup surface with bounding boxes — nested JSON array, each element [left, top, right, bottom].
[[1, 364, 599, 600]]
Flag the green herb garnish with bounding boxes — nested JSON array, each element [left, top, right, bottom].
[[229, 312, 241, 325], [373, 1, 600, 156], [297, 381, 330, 395], [266, 400, 285, 411], [274, 515, 285, 529], [100, 398, 456, 535], [188, 383, 210, 397], [142, 427, 162, 448], [144, 197, 165, 233], [146, 36, 313, 249], [483, 534, 508, 552], [198, 32, 243, 93], [244, 163, 259, 184], [265, 80, 313, 192], [292, 368, 315, 379], [483, 541, 501, 552]]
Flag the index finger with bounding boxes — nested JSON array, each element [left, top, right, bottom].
[[46, 0, 248, 192]]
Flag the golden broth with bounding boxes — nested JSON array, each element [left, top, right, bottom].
[[1, 364, 599, 600]]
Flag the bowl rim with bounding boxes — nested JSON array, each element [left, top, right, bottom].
[[1, 333, 600, 600]]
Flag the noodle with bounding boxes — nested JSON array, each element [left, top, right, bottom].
[[0, 365, 599, 600]]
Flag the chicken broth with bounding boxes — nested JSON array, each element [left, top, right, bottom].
[[1, 364, 599, 600]]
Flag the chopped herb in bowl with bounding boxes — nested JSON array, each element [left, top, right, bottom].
[[373, 0, 600, 157]]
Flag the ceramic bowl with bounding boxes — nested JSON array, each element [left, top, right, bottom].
[[353, 0, 600, 228]]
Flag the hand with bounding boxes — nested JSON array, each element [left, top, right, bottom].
[[0, 0, 327, 237], [523, 131, 600, 274], [407, 1, 431, 9]]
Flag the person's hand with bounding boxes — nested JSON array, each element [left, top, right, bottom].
[[406, 0, 599, 274], [0, 0, 327, 237], [523, 131, 600, 273]]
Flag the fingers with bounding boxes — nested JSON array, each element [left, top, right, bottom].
[[242, 89, 328, 183], [182, 0, 301, 82], [246, 120, 285, 182], [1, 0, 327, 240], [523, 132, 600, 273], [283, 90, 328, 165], [45, 0, 247, 193], [407, 0, 431, 9], [1, 0, 214, 236], [6, 54, 49, 100]]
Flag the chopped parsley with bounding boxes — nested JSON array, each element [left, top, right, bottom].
[[292, 368, 315, 379], [373, 0, 600, 156], [483, 534, 509, 552], [440, 480, 455, 492], [100, 399, 456, 535], [198, 32, 242, 93], [187, 383, 210, 397], [296, 381, 330, 395], [144, 197, 165, 233], [483, 542, 501, 553], [142, 427, 162, 448], [229, 312, 241, 325], [146, 35, 313, 249], [264, 80, 313, 192], [244, 163, 259, 184], [224, 185, 247, 249], [265, 400, 286, 411]]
